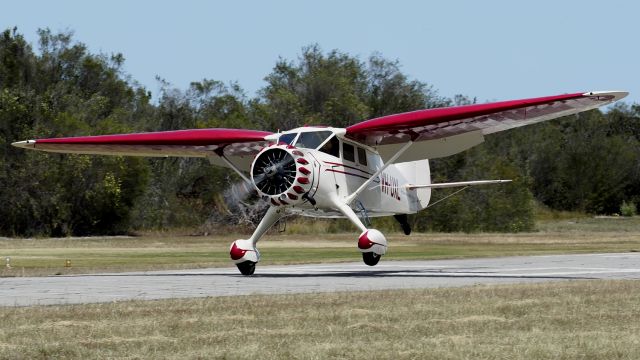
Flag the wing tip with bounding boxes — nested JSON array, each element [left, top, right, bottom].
[[583, 90, 629, 102], [11, 140, 36, 149]]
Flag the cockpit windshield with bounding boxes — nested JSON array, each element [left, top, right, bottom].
[[278, 133, 297, 145], [295, 131, 332, 149]]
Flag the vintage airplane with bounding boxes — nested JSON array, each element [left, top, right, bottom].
[[12, 90, 627, 275]]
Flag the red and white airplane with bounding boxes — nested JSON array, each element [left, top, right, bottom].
[[13, 90, 627, 275]]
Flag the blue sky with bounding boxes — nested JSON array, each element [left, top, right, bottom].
[[2, 0, 638, 105]]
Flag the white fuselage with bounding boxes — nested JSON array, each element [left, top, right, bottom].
[[270, 127, 432, 218]]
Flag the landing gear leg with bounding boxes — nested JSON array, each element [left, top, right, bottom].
[[332, 199, 388, 266], [230, 206, 283, 275]]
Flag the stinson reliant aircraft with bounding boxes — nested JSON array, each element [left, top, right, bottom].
[[13, 90, 627, 275]]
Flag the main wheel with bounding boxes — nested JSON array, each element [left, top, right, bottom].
[[236, 260, 256, 275], [362, 252, 381, 266]]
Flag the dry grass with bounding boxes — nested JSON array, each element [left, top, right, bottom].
[[0, 280, 639, 359], [1, 216, 640, 276]]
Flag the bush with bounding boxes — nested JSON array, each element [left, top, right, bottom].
[[620, 201, 637, 217]]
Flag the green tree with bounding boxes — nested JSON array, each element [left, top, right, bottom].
[[131, 79, 251, 230], [3, 30, 636, 236], [0, 28, 150, 236], [524, 110, 639, 213]]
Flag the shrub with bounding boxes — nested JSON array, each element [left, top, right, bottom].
[[620, 201, 637, 217]]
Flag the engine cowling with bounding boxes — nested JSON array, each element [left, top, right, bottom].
[[251, 143, 313, 206]]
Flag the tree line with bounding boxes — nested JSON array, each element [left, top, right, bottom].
[[1, 28, 638, 236]]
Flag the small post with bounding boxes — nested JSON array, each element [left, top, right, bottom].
[[64, 259, 72, 268], [5, 257, 11, 269]]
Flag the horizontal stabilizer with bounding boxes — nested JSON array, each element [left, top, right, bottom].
[[406, 179, 511, 190]]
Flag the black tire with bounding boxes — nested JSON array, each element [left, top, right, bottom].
[[362, 252, 381, 266], [400, 222, 411, 236], [236, 261, 256, 275], [393, 214, 411, 235]]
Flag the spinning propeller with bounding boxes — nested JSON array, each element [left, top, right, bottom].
[[224, 143, 314, 209], [252, 148, 297, 195]]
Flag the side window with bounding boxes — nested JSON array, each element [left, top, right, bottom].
[[343, 142, 355, 162], [278, 133, 296, 145], [319, 135, 339, 157], [296, 131, 332, 149], [357, 147, 368, 166]]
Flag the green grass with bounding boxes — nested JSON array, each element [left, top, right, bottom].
[[537, 215, 640, 232], [1, 280, 638, 359], [1, 216, 640, 276], [1, 217, 639, 358]]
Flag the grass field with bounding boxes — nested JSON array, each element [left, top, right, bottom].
[[0, 280, 638, 359], [1, 217, 639, 358], [1, 216, 640, 276]]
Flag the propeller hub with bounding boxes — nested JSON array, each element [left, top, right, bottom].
[[265, 166, 277, 177]]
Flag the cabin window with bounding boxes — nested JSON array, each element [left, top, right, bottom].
[[357, 147, 368, 166], [343, 142, 355, 162], [296, 131, 332, 149], [319, 135, 340, 157], [278, 133, 297, 145]]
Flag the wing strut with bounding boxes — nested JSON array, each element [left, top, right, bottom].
[[344, 139, 415, 205], [407, 179, 511, 190], [209, 151, 251, 183]]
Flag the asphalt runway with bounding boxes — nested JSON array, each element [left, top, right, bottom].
[[2, 252, 640, 306]]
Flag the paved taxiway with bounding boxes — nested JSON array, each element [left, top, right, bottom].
[[2, 252, 639, 306]]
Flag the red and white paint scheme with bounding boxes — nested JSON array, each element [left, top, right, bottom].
[[12, 90, 628, 275]]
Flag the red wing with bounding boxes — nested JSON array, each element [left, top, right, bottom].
[[12, 128, 272, 157], [12, 128, 272, 171], [346, 91, 627, 147]]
